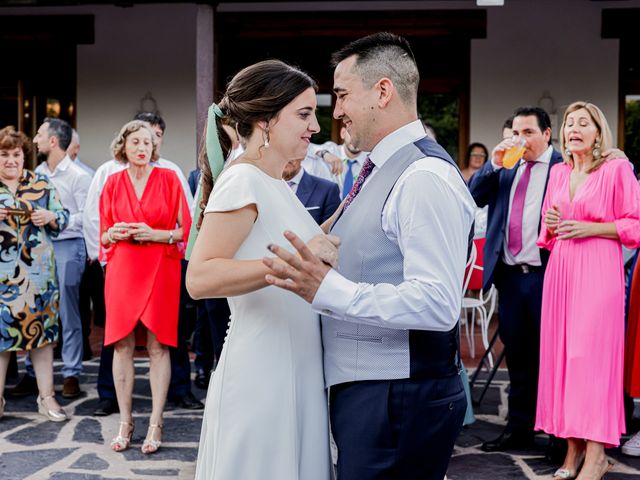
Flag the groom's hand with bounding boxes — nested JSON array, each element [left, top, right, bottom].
[[263, 230, 331, 303]]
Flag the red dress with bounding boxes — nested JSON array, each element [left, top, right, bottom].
[[100, 167, 191, 347], [625, 260, 640, 396]]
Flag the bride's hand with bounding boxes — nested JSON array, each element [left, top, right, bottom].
[[306, 234, 341, 268]]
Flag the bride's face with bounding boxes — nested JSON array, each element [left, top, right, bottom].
[[269, 88, 320, 161]]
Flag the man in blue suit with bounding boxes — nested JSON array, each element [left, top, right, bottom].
[[469, 106, 561, 451], [283, 156, 341, 225]]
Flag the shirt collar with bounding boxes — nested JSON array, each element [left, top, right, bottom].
[[289, 167, 304, 185], [520, 145, 553, 167], [368, 119, 426, 169], [41, 155, 72, 175], [340, 146, 368, 165]]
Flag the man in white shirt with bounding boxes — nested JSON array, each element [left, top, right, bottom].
[[67, 128, 103, 362], [85, 113, 200, 416], [265, 33, 475, 480], [314, 125, 369, 198], [31, 118, 91, 398]]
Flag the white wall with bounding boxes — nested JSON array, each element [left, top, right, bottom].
[[1, 3, 198, 175], [5, 0, 640, 170], [469, 0, 637, 151], [78, 4, 198, 174]]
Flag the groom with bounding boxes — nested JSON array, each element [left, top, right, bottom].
[[264, 33, 475, 479]]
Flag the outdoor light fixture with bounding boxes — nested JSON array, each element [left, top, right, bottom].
[[477, 0, 505, 5]]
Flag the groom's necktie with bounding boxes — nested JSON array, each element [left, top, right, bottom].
[[342, 157, 374, 214], [507, 160, 535, 256], [342, 159, 357, 200]]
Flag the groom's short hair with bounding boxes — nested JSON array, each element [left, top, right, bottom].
[[331, 32, 419, 107]]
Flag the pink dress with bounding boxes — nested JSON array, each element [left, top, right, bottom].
[[535, 158, 640, 447]]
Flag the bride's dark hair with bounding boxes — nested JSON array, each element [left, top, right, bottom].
[[198, 60, 317, 228]]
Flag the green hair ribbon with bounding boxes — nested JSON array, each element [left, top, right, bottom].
[[185, 103, 225, 259]]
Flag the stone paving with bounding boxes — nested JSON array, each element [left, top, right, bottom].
[[0, 358, 203, 480], [2, 359, 640, 479]]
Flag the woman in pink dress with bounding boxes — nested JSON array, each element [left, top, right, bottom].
[[536, 101, 640, 480]]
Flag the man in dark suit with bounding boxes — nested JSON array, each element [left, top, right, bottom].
[[469, 106, 561, 452], [283, 156, 340, 225]]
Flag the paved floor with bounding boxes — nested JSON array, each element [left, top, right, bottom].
[[2, 359, 640, 479]]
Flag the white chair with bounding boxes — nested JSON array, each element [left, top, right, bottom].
[[461, 240, 497, 365]]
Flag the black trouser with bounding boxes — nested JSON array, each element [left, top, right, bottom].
[[494, 261, 544, 433], [194, 298, 230, 373], [330, 375, 466, 480], [79, 259, 106, 358]]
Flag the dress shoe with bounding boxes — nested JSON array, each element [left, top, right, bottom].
[[62, 376, 81, 398], [169, 392, 204, 410], [37, 394, 68, 422], [194, 369, 210, 390], [7, 374, 38, 397], [93, 398, 119, 417], [481, 430, 534, 452]]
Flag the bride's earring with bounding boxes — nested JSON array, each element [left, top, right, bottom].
[[263, 126, 270, 148]]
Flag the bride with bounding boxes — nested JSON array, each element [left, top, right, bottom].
[[187, 60, 336, 480]]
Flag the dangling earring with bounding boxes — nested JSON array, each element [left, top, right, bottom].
[[565, 148, 572, 157], [592, 139, 601, 160], [263, 126, 270, 148]]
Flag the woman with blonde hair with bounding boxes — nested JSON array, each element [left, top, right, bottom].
[[100, 120, 191, 454], [536, 101, 640, 479]]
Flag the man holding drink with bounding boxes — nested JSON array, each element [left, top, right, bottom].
[[469, 106, 562, 452]]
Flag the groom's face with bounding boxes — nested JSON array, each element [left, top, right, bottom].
[[333, 55, 378, 152]]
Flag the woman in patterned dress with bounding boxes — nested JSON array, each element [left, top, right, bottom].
[[0, 126, 70, 421]]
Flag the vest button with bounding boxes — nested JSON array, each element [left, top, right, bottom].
[[448, 402, 454, 411]]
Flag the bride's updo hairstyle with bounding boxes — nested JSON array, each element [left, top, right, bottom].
[[198, 60, 317, 227]]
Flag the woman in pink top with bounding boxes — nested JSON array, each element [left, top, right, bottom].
[[536, 101, 640, 479]]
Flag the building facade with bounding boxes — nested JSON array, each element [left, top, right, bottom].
[[1, 0, 639, 173]]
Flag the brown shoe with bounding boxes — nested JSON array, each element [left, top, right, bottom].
[[62, 376, 81, 398]]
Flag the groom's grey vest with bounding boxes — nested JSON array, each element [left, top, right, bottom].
[[322, 136, 467, 388]]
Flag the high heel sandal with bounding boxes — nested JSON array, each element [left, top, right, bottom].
[[37, 394, 68, 422], [110, 421, 134, 452], [141, 423, 163, 454]]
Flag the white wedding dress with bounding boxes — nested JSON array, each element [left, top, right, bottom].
[[195, 164, 330, 480]]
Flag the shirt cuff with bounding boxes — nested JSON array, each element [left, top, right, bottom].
[[490, 158, 502, 170], [311, 268, 358, 319]]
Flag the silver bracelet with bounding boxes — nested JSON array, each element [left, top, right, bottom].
[[169, 230, 174, 245]]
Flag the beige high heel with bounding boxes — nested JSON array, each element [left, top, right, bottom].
[[141, 423, 163, 454], [110, 421, 134, 452], [37, 394, 68, 422]]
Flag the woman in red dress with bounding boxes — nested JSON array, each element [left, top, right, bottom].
[[99, 120, 191, 454]]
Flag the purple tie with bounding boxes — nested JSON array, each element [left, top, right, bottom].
[[508, 161, 535, 256], [342, 157, 374, 213]]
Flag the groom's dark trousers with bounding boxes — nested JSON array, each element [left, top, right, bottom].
[[329, 328, 467, 480]]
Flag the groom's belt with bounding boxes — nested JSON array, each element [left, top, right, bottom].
[[408, 324, 460, 380]]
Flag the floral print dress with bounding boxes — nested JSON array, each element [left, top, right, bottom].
[[0, 170, 69, 352]]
